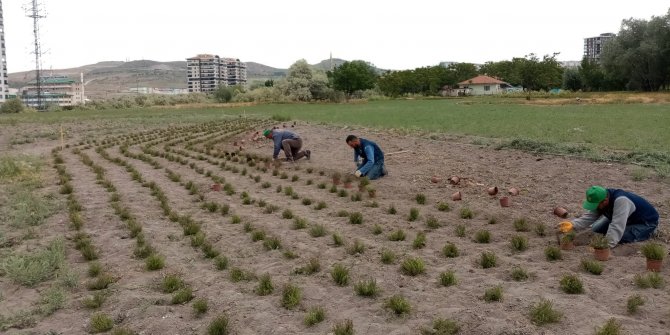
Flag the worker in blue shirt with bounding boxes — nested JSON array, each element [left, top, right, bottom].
[[263, 129, 311, 162], [345, 135, 387, 180]]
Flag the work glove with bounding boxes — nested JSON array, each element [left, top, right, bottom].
[[354, 170, 362, 177]]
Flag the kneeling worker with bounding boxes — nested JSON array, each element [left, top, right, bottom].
[[345, 135, 387, 180], [263, 128, 311, 162]]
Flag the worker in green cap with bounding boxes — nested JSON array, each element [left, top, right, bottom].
[[263, 128, 310, 162], [568, 186, 659, 248]]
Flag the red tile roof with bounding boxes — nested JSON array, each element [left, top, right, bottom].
[[458, 75, 508, 85]]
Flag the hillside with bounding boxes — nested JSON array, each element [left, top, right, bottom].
[[7, 58, 351, 99]]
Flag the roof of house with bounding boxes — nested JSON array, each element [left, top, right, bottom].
[[458, 75, 508, 85]]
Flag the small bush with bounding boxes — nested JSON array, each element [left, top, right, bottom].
[[255, 274, 274, 296], [510, 266, 529, 281], [337, 210, 349, 217], [372, 224, 383, 235], [475, 230, 491, 243], [230, 215, 241, 224], [455, 224, 466, 237], [302, 198, 313, 206], [207, 315, 229, 335], [263, 236, 282, 250], [439, 271, 457, 287], [510, 235, 528, 251], [640, 242, 666, 260], [331, 263, 349, 286], [387, 204, 397, 214], [281, 283, 302, 309], [413, 232, 427, 249], [388, 229, 406, 241], [401, 257, 425, 276], [415, 193, 426, 204], [385, 295, 411, 316], [251, 230, 266, 241], [459, 207, 474, 219], [171, 287, 194, 304], [314, 201, 327, 210], [230, 267, 251, 282], [488, 217, 497, 225], [2, 239, 65, 287], [529, 298, 562, 325], [349, 212, 363, 224], [443, 242, 459, 258], [408, 208, 419, 221], [421, 318, 460, 335], [559, 274, 584, 294], [513, 218, 530, 232], [580, 259, 604, 275], [544, 246, 562, 261], [626, 295, 645, 314], [86, 273, 115, 290], [39, 286, 66, 315], [214, 255, 228, 270], [425, 216, 440, 229], [161, 274, 184, 293], [381, 249, 396, 264], [304, 306, 326, 326], [437, 202, 450, 212], [88, 262, 102, 277], [292, 217, 307, 230], [145, 254, 165, 271], [634, 272, 664, 289], [332, 233, 344, 246], [348, 239, 365, 255], [480, 251, 497, 268], [192, 298, 208, 316], [483, 285, 503, 302], [333, 319, 354, 335], [82, 291, 107, 309], [595, 318, 622, 335], [309, 224, 327, 237], [90, 312, 114, 333], [281, 209, 293, 219], [354, 278, 380, 297], [294, 258, 321, 275], [535, 223, 547, 236]]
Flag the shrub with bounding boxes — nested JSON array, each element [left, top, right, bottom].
[[281, 283, 302, 309], [387, 204, 397, 214], [230, 267, 252, 282], [337, 210, 349, 217], [634, 272, 664, 289], [455, 224, 466, 237], [459, 207, 474, 219], [437, 202, 450, 212], [529, 298, 562, 325], [483, 285, 503, 302], [302, 198, 313, 206], [1, 239, 65, 287], [559, 274, 584, 294], [348, 239, 365, 254], [511, 266, 529, 281], [590, 234, 609, 249], [251, 230, 266, 241], [294, 258, 321, 275], [304, 306, 326, 326], [292, 218, 307, 230], [580, 259, 604, 275], [88, 262, 102, 277], [161, 274, 184, 293], [439, 271, 457, 287], [372, 224, 383, 235], [82, 291, 107, 309], [415, 193, 426, 204], [314, 201, 327, 210], [39, 286, 66, 315], [332, 233, 344, 246], [443, 242, 459, 258], [281, 209, 294, 219], [381, 249, 396, 264], [207, 315, 229, 335], [309, 224, 327, 237], [230, 215, 241, 224], [421, 318, 460, 335], [333, 319, 354, 335], [385, 295, 411, 316], [480, 251, 497, 268], [408, 208, 420, 221], [331, 264, 349, 286], [263, 236, 282, 250], [388, 229, 406, 241], [474, 230, 491, 243], [595, 318, 622, 335], [627, 295, 645, 314], [401, 257, 425, 276], [90, 312, 114, 333], [354, 278, 380, 297], [544, 246, 562, 261], [513, 218, 530, 232], [255, 274, 274, 296], [146, 254, 165, 271], [535, 223, 547, 236], [214, 255, 228, 270], [510, 235, 528, 251], [640, 242, 666, 260], [349, 212, 363, 224], [413, 232, 427, 249], [86, 273, 115, 290], [171, 287, 194, 304], [192, 298, 208, 316], [425, 216, 440, 229]]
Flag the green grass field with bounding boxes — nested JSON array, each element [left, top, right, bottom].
[[2, 98, 669, 170]]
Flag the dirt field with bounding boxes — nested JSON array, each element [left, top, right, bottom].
[[1, 119, 669, 335]]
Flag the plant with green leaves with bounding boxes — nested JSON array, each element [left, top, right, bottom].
[[421, 318, 460, 335], [89, 312, 114, 333], [207, 315, 229, 335], [580, 259, 603, 275], [559, 274, 584, 294], [388, 229, 406, 241], [401, 257, 425, 276], [590, 234, 609, 249], [384, 295, 411, 316], [480, 251, 497, 268], [255, 274, 274, 296], [304, 306, 326, 326], [595, 318, 622, 335], [439, 271, 457, 287], [413, 232, 427, 249], [627, 295, 645, 314], [640, 242, 666, 260], [331, 263, 349, 286], [354, 278, 380, 297], [193, 298, 209, 317], [442, 242, 459, 258], [333, 319, 354, 335], [381, 249, 396, 264], [544, 246, 562, 261], [529, 298, 562, 325], [281, 283, 302, 309], [483, 285, 503, 302]]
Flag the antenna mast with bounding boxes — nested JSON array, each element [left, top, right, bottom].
[[26, 0, 45, 110]]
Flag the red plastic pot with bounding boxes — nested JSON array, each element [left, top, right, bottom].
[[451, 191, 462, 201], [448, 176, 460, 185], [646, 259, 662, 272], [487, 187, 498, 196], [508, 187, 519, 196], [554, 207, 569, 218], [211, 184, 222, 192], [499, 196, 510, 207], [594, 248, 610, 261]]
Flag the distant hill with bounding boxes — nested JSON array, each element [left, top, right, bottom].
[[7, 58, 371, 99]]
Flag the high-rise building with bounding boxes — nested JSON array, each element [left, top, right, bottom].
[[0, 0, 8, 103], [186, 54, 246, 93], [584, 33, 615, 62]]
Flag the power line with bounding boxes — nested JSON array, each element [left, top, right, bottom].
[[25, 0, 45, 110]]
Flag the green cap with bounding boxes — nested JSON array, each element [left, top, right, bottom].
[[263, 129, 271, 137], [583, 186, 607, 211]]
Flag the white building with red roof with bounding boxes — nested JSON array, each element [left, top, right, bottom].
[[458, 75, 511, 95]]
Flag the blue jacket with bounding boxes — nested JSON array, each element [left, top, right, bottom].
[[601, 189, 659, 225], [353, 138, 384, 175], [271, 130, 300, 159]]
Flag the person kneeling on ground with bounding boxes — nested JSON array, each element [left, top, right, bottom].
[[567, 185, 659, 248], [345, 135, 387, 180], [264, 128, 311, 162]]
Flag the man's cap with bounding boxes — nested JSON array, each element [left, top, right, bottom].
[[583, 185, 607, 211], [263, 129, 271, 137]]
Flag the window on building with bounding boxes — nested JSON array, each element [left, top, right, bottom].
[[484, 86, 490, 91]]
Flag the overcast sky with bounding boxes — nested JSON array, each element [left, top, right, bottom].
[[3, 1, 669, 73]]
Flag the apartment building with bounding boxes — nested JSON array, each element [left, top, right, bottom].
[[584, 33, 615, 62], [21, 75, 85, 108], [186, 54, 247, 93], [0, 0, 8, 103]]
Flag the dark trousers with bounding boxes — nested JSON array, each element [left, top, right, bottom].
[[281, 138, 306, 161], [592, 219, 659, 244]]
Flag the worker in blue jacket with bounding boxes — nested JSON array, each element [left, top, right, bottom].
[[263, 129, 310, 162], [345, 135, 387, 180], [570, 185, 659, 248]]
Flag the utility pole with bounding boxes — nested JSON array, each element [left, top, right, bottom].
[[26, 0, 45, 110]]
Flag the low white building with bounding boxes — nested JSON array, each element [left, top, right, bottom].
[[21, 75, 86, 108], [458, 75, 510, 95]]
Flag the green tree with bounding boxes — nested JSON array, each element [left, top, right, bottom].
[[562, 68, 582, 91], [1, 98, 25, 113], [578, 57, 605, 91], [330, 60, 378, 97], [214, 86, 233, 103]]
